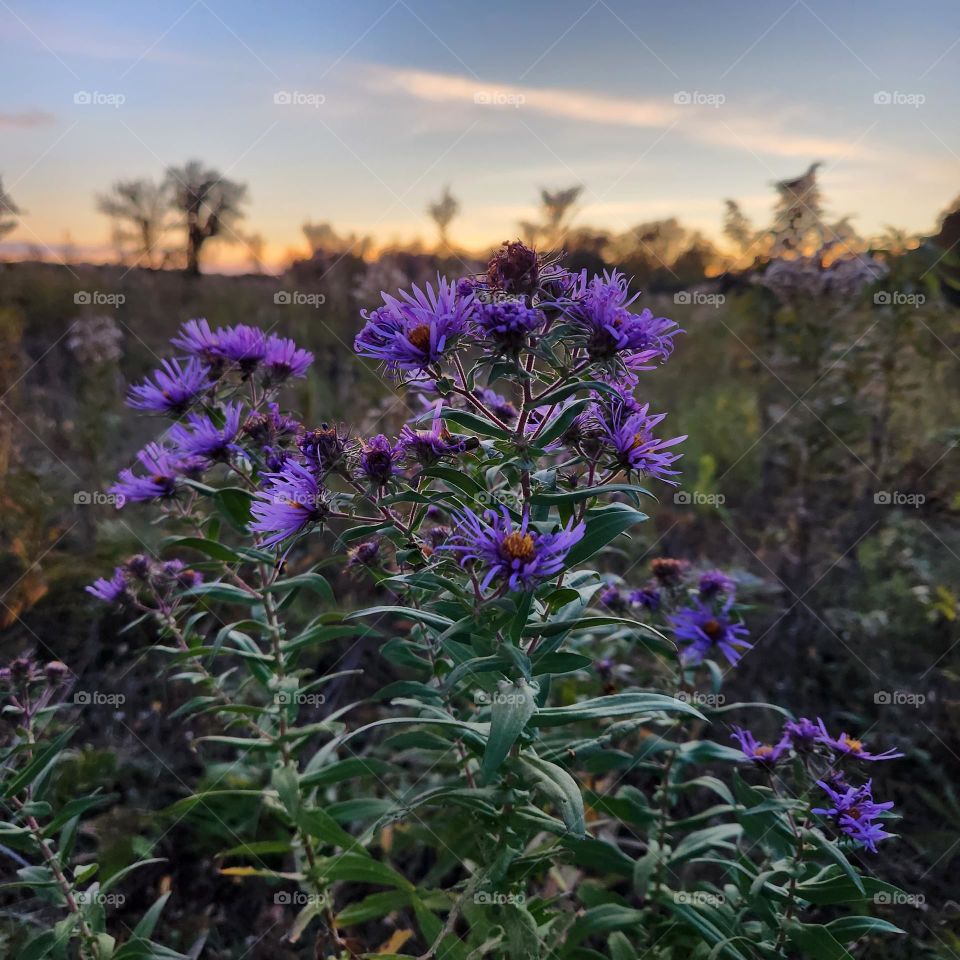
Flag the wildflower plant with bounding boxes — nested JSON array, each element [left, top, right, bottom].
[[3, 241, 909, 958]]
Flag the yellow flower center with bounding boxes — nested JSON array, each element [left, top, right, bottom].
[[501, 531, 536, 562], [842, 736, 863, 753], [702, 618, 723, 639], [754, 744, 774, 758], [407, 323, 432, 352]]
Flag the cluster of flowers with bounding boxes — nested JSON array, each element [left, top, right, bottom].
[[756, 247, 888, 305], [600, 558, 751, 668], [87, 555, 203, 606], [732, 716, 901, 852]]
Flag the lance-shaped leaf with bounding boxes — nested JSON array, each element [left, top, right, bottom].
[[482, 679, 537, 783], [516, 755, 586, 836]]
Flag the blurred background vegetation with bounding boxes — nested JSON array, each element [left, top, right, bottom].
[[1, 165, 959, 957]]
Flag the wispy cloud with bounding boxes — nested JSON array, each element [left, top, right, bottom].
[[369, 65, 859, 160], [0, 111, 56, 129]]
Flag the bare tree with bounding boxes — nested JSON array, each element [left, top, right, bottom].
[[540, 185, 583, 246], [96, 178, 171, 267], [303, 221, 373, 259], [166, 160, 248, 275], [427, 185, 459, 249], [0, 176, 21, 240]]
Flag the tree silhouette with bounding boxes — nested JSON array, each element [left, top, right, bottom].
[[166, 160, 248, 275], [96, 178, 171, 268], [0, 176, 21, 240], [519, 185, 583, 248], [426, 185, 459, 249]]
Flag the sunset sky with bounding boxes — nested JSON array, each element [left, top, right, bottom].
[[3, 0, 959, 270]]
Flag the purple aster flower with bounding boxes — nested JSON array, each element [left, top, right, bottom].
[[599, 584, 627, 611], [355, 277, 474, 375], [816, 723, 904, 762], [264, 335, 313, 382], [443, 507, 585, 593], [813, 778, 895, 853], [157, 559, 204, 590], [698, 569, 736, 598], [348, 539, 381, 567], [563, 270, 680, 364], [782, 716, 823, 750], [299, 423, 350, 474], [169, 402, 244, 460], [359, 434, 403, 486], [629, 586, 661, 611], [217, 324, 268, 371], [476, 388, 518, 424], [243, 403, 301, 445], [669, 597, 752, 667], [486, 240, 541, 297], [86, 566, 128, 604], [250, 462, 328, 547], [110, 442, 197, 505], [126, 358, 214, 415], [474, 299, 544, 353], [731, 727, 791, 765], [596, 400, 685, 484], [171, 318, 221, 363], [399, 408, 474, 467]]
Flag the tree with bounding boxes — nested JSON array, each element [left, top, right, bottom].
[[166, 160, 248, 275], [427, 185, 459, 250], [519, 184, 584, 248], [723, 199, 757, 265], [0, 176, 21, 239], [96, 178, 171, 268]]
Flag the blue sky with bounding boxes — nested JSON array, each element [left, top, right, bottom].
[[3, 0, 959, 267]]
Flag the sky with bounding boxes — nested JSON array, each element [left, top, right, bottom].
[[2, 0, 959, 270]]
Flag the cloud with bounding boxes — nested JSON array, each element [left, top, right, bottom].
[[368, 66, 859, 161], [0, 111, 55, 129]]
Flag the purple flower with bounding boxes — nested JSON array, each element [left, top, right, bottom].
[[698, 569, 736, 598], [359, 434, 403, 486], [629, 586, 661, 611], [399, 408, 473, 466], [669, 597, 752, 667], [86, 567, 128, 604], [476, 388, 518, 424], [127, 358, 214, 415], [348, 539, 381, 567], [264, 335, 313, 382], [474, 299, 544, 353], [243, 403, 301, 445], [813, 778, 895, 853], [169, 402, 244, 460], [355, 277, 474, 375], [485, 240, 541, 296], [157, 559, 204, 590], [110, 443, 196, 505], [731, 727, 791, 764], [299, 423, 350, 474], [217, 324, 268, 371], [250, 462, 328, 547], [816, 723, 904, 762], [783, 716, 822, 750], [599, 584, 626, 610], [444, 507, 585, 593], [596, 399, 685, 483], [171, 318, 221, 363], [564, 270, 680, 365]]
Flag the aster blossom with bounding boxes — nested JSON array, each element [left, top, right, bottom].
[[698, 569, 737, 598], [669, 597, 752, 667], [110, 442, 200, 505], [169, 402, 244, 460], [354, 277, 474, 375], [126, 358, 214, 414], [473, 299, 544, 353], [170, 318, 221, 363], [399, 407, 474, 467], [264, 335, 314, 382], [216, 324, 268, 371], [595, 399, 685, 483], [813, 777, 895, 853], [250, 462, 328, 547], [444, 507, 585, 593], [358, 434, 403, 486], [815, 722, 904, 762], [86, 567, 128, 604], [731, 727, 791, 765]]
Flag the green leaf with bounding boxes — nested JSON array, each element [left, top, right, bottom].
[[560, 904, 646, 956], [132, 892, 171, 939], [533, 692, 704, 726], [101, 858, 166, 894], [161, 536, 245, 563], [214, 487, 254, 532], [345, 605, 453, 631], [516, 755, 585, 836], [563, 504, 648, 566], [804, 827, 865, 895], [482, 679, 537, 783], [531, 483, 652, 506], [786, 922, 854, 960], [3, 728, 72, 799], [264, 572, 334, 604], [184, 582, 258, 605], [271, 765, 300, 819], [826, 916, 904, 938], [318, 851, 414, 890]]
